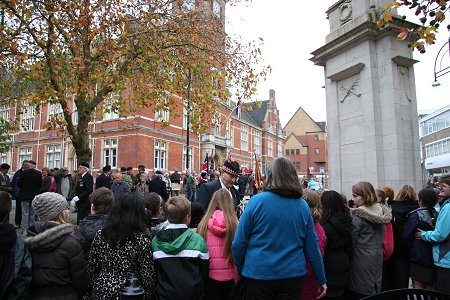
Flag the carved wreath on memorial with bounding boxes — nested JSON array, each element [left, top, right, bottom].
[[340, 78, 362, 103], [339, 0, 353, 23]]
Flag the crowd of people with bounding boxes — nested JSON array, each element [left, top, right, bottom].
[[1, 158, 450, 300]]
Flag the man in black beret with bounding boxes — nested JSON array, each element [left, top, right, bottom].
[[72, 162, 93, 224], [196, 159, 240, 211], [95, 165, 112, 189]]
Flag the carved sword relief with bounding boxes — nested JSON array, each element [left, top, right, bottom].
[[340, 78, 362, 103]]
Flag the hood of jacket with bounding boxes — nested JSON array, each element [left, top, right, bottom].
[[77, 213, 108, 242], [351, 203, 392, 224], [328, 214, 353, 235], [153, 227, 194, 255], [0, 222, 17, 253], [24, 221, 74, 251], [208, 210, 227, 237]]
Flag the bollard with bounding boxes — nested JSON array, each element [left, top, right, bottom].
[[119, 274, 145, 300]]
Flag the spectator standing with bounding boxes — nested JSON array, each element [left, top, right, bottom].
[[232, 157, 326, 300], [136, 173, 150, 196], [152, 196, 209, 300], [197, 189, 239, 300], [18, 160, 42, 230], [12, 160, 28, 229], [38, 167, 53, 193], [24, 192, 87, 299], [120, 167, 133, 189], [184, 171, 197, 202], [148, 170, 168, 201], [347, 182, 392, 299], [86, 192, 155, 300], [75, 187, 115, 260], [403, 188, 438, 289], [0, 191, 32, 299], [0, 163, 12, 194], [385, 184, 419, 289], [320, 190, 353, 300], [95, 165, 112, 190], [72, 162, 94, 225], [54, 167, 75, 201], [144, 192, 168, 236], [419, 173, 450, 294], [300, 190, 327, 300], [127, 167, 137, 189], [169, 169, 181, 196], [111, 172, 131, 201]]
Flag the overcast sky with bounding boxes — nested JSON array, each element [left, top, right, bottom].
[[227, 1, 450, 127]]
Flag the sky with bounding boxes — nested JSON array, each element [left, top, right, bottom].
[[226, 1, 450, 127]]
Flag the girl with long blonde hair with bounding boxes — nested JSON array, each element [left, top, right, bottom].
[[197, 188, 239, 300]]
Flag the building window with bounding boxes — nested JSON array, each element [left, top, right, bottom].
[[1, 152, 8, 164], [268, 135, 273, 157], [155, 107, 169, 123], [254, 130, 262, 155], [183, 146, 193, 172], [231, 126, 235, 148], [420, 109, 450, 136], [103, 93, 120, 120], [154, 140, 166, 170], [315, 148, 320, 155], [183, 102, 188, 130], [212, 0, 221, 18], [46, 144, 62, 169], [226, 120, 231, 143], [19, 147, 32, 164], [314, 134, 319, 141], [241, 125, 248, 151], [48, 103, 63, 121], [0, 105, 10, 121], [277, 139, 282, 157], [285, 149, 290, 155], [296, 149, 300, 155], [20, 102, 35, 131], [103, 139, 117, 168]]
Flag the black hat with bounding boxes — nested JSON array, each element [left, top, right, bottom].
[[155, 170, 163, 175], [120, 167, 127, 172], [0, 163, 10, 170], [28, 160, 37, 166], [102, 165, 111, 172], [79, 162, 90, 169], [127, 167, 133, 171], [222, 159, 240, 177], [138, 165, 145, 169]]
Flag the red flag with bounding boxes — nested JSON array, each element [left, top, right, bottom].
[[201, 153, 208, 173]]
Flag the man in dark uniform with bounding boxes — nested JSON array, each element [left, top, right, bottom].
[[72, 162, 93, 224], [148, 170, 169, 201], [196, 159, 240, 210], [18, 160, 42, 230], [95, 165, 111, 189]]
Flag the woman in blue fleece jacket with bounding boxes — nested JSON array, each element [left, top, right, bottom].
[[232, 157, 327, 300]]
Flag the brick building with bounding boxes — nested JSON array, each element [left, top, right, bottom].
[[283, 107, 328, 184], [0, 89, 283, 176]]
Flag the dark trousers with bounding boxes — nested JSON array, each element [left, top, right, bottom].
[[343, 289, 368, 300], [436, 267, 450, 294], [205, 278, 234, 300], [244, 276, 302, 300], [15, 198, 22, 226], [76, 201, 90, 224]]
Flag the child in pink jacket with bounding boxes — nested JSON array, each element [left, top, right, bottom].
[[197, 189, 239, 300], [301, 190, 327, 300]]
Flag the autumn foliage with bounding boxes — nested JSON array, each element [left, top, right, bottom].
[[377, 0, 449, 52], [0, 0, 269, 162]]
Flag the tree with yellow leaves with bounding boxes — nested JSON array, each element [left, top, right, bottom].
[[377, 0, 449, 52], [0, 0, 269, 162]]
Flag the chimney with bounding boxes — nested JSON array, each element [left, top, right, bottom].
[[269, 89, 275, 102]]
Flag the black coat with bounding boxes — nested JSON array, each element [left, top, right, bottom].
[[75, 173, 94, 222], [0, 221, 17, 299], [75, 213, 108, 260], [95, 173, 111, 190], [196, 179, 239, 209], [24, 222, 87, 299], [391, 200, 419, 257], [148, 177, 168, 201], [321, 214, 353, 293], [18, 169, 42, 202]]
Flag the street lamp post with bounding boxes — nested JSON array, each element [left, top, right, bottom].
[[432, 34, 450, 87]]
